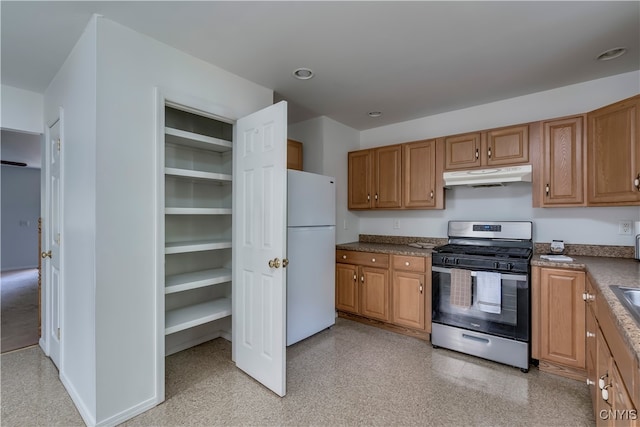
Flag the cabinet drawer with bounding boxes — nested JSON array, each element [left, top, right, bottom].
[[392, 255, 426, 272], [336, 250, 389, 268]]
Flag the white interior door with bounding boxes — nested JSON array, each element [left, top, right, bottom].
[[44, 118, 62, 369], [233, 101, 287, 397]]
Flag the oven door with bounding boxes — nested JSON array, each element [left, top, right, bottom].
[[431, 266, 529, 342]]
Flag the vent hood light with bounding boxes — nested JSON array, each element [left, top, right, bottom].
[[443, 165, 532, 188]]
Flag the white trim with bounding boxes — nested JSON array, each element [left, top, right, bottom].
[[165, 330, 223, 356], [95, 396, 158, 427], [61, 371, 97, 427], [58, 106, 65, 374]]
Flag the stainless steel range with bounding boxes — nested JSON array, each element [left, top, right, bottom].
[[431, 221, 533, 372]]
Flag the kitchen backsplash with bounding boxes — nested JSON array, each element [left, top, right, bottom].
[[359, 235, 635, 259]]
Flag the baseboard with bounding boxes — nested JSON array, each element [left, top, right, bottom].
[[60, 371, 97, 427], [165, 331, 223, 356], [538, 360, 586, 382], [219, 330, 232, 342], [95, 395, 160, 427]]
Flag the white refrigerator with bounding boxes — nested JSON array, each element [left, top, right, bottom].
[[287, 170, 336, 346]]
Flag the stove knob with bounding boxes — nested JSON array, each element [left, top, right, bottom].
[[507, 263, 513, 271], [493, 261, 500, 269]]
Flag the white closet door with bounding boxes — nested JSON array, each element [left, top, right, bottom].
[[233, 101, 287, 397]]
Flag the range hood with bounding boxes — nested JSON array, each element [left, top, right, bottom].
[[443, 164, 532, 187]]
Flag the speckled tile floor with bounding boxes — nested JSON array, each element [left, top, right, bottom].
[[1, 318, 595, 426]]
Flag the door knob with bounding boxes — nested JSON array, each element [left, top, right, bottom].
[[41, 251, 52, 259], [268, 257, 281, 268], [282, 258, 289, 268]]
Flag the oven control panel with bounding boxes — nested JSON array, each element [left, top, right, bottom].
[[473, 224, 502, 232]]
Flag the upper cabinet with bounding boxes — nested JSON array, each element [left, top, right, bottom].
[[348, 140, 445, 210], [348, 145, 402, 209], [403, 139, 444, 209], [444, 124, 530, 171], [587, 95, 640, 206], [287, 139, 303, 171], [534, 115, 586, 207]]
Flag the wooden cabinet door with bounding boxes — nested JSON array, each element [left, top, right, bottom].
[[373, 145, 402, 208], [587, 95, 640, 205], [287, 139, 303, 170], [596, 331, 612, 427], [360, 266, 389, 321], [444, 132, 481, 170], [336, 263, 358, 314], [486, 124, 529, 166], [541, 116, 585, 206], [348, 150, 372, 209], [403, 139, 443, 209], [539, 268, 586, 368], [586, 306, 598, 417], [392, 271, 425, 330]]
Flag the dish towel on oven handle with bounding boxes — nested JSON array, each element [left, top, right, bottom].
[[476, 271, 502, 314], [450, 268, 472, 308]]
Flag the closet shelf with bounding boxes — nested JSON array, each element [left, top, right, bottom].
[[165, 239, 232, 254], [165, 127, 232, 152], [165, 268, 232, 294], [165, 207, 232, 215], [165, 167, 232, 183], [165, 298, 232, 335]]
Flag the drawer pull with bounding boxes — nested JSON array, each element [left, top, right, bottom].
[[405, 261, 410, 266], [342, 255, 347, 259], [371, 258, 376, 262]]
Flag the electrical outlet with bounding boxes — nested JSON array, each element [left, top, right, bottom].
[[393, 219, 400, 229], [618, 220, 633, 235]]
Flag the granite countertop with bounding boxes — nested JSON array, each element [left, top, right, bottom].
[[534, 255, 640, 367], [336, 241, 434, 258]]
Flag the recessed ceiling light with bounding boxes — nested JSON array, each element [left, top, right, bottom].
[[596, 47, 627, 61], [293, 68, 314, 80], [368, 111, 382, 118]]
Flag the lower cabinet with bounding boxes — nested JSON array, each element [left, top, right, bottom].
[[336, 250, 431, 338], [532, 266, 586, 379]]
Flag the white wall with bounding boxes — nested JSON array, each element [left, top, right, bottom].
[[1, 84, 44, 134], [1, 166, 40, 270], [358, 71, 640, 246], [288, 116, 360, 243], [43, 16, 98, 424], [93, 17, 273, 425]]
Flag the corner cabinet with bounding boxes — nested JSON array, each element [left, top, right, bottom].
[[587, 95, 640, 206], [163, 106, 234, 355]]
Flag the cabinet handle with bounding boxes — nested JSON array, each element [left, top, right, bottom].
[[475, 148, 479, 159], [589, 294, 595, 302], [343, 255, 347, 259], [419, 283, 423, 294], [586, 331, 595, 338], [635, 173, 640, 191], [367, 194, 370, 201], [586, 379, 595, 386], [371, 258, 376, 262], [545, 183, 550, 197], [405, 261, 410, 266], [430, 190, 434, 199], [353, 274, 357, 281], [360, 275, 365, 283], [488, 148, 492, 158], [601, 385, 611, 402], [582, 292, 588, 301], [374, 193, 378, 200]]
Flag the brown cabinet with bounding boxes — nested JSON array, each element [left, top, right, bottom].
[[335, 250, 390, 322], [532, 266, 586, 375], [391, 255, 431, 332], [444, 124, 530, 171], [348, 146, 402, 209], [535, 116, 586, 207], [587, 95, 640, 206], [287, 139, 303, 170], [403, 139, 444, 209]]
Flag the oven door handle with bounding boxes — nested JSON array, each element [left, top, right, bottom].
[[431, 266, 528, 282]]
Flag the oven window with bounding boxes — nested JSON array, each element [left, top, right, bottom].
[[432, 270, 529, 341]]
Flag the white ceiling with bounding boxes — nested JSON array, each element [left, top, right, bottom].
[[2, 1, 639, 132]]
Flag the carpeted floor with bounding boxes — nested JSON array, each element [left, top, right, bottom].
[[1, 268, 40, 353]]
